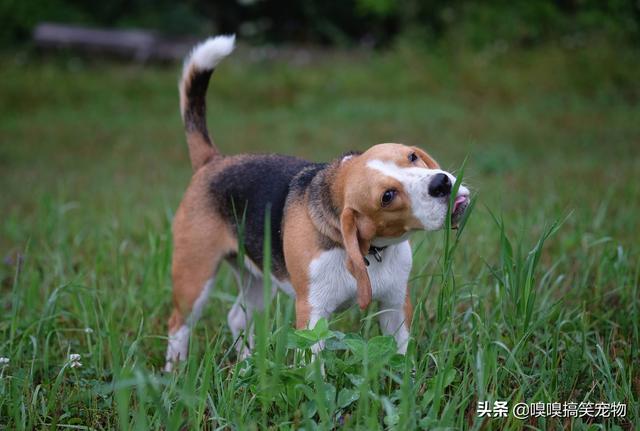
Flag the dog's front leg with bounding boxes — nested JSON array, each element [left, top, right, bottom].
[[377, 290, 412, 354], [296, 297, 332, 348], [295, 296, 333, 377]]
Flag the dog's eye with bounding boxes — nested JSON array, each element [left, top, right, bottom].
[[381, 189, 397, 207], [408, 152, 418, 162]]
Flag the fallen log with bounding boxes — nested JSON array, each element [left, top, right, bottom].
[[33, 22, 194, 62]]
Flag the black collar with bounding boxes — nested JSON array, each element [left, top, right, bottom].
[[364, 245, 388, 266]]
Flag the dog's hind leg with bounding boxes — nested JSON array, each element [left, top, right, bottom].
[[227, 262, 275, 360], [164, 186, 236, 372]]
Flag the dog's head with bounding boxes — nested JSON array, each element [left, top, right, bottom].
[[338, 143, 470, 241], [335, 143, 470, 308]]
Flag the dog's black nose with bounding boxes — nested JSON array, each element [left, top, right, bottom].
[[428, 173, 452, 197]]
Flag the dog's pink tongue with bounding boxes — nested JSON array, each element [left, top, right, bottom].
[[453, 195, 467, 213]]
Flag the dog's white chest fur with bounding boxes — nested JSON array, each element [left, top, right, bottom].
[[307, 241, 412, 312]]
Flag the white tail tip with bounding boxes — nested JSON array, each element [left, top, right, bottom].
[[188, 34, 235, 71]]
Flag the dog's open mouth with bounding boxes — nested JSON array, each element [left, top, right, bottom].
[[451, 194, 469, 228]]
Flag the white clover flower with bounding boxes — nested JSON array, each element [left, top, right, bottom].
[[0, 357, 9, 365], [68, 353, 82, 368], [84, 327, 93, 334]]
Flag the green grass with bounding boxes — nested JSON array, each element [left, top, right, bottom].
[[1, 40, 639, 429]]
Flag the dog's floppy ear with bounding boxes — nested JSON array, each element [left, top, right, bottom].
[[340, 207, 374, 310], [412, 147, 440, 169]]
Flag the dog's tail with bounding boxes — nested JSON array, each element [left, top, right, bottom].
[[179, 35, 235, 171]]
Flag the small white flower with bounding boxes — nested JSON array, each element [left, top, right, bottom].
[[68, 353, 82, 369], [0, 357, 9, 365], [84, 327, 93, 334]]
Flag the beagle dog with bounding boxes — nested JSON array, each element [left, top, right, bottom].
[[164, 35, 470, 371]]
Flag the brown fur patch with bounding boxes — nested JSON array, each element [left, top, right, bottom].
[[169, 168, 237, 334], [340, 207, 373, 309], [282, 195, 322, 328]]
